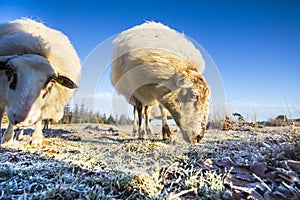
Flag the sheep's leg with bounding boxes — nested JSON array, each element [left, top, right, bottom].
[[31, 119, 43, 146], [137, 105, 146, 139], [16, 129, 24, 140], [160, 105, 172, 140], [144, 105, 153, 135], [132, 106, 138, 136], [1, 121, 14, 145], [0, 111, 3, 138], [0, 108, 5, 138], [43, 119, 49, 130]]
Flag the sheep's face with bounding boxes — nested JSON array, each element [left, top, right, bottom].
[[177, 85, 210, 144], [160, 75, 210, 144], [0, 55, 78, 127]]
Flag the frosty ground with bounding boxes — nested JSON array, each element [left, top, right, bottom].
[[0, 124, 299, 199]]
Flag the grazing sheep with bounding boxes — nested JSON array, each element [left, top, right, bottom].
[[0, 18, 81, 146], [111, 22, 210, 144]]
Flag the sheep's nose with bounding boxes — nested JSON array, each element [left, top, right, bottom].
[[12, 113, 25, 125]]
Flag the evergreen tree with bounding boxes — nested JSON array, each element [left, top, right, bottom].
[[58, 104, 132, 125], [61, 103, 71, 124], [73, 104, 80, 123], [107, 114, 115, 125], [69, 111, 74, 124], [115, 114, 119, 125], [79, 103, 86, 123], [118, 114, 127, 125], [102, 113, 107, 124], [95, 112, 103, 124]]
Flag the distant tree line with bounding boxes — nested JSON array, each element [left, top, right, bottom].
[[58, 103, 133, 125]]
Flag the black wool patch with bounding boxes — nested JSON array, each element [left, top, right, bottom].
[[9, 73, 18, 90]]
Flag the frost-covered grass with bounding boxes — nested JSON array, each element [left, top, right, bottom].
[[0, 124, 299, 199]]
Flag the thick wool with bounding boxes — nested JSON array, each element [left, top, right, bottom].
[[111, 22, 210, 144], [0, 18, 81, 145], [0, 18, 80, 121]]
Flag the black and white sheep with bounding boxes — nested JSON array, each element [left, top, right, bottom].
[[0, 18, 81, 146]]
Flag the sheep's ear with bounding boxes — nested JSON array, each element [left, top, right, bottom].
[[176, 77, 193, 88], [0, 58, 9, 70], [56, 75, 78, 89], [0, 61, 7, 70], [0, 55, 18, 70]]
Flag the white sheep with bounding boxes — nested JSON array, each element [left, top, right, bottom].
[[0, 18, 81, 146], [111, 21, 210, 144]]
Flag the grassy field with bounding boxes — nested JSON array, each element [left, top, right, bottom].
[[0, 124, 299, 199]]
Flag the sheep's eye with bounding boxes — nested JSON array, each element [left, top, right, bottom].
[[190, 91, 198, 99], [4, 67, 18, 90], [5, 68, 15, 80]]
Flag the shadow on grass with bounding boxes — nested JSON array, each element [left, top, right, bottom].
[[3, 126, 172, 147], [0, 147, 154, 199], [93, 135, 172, 144], [6, 128, 80, 142]]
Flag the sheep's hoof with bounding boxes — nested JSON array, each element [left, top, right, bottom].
[[162, 125, 173, 140], [132, 128, 138, 137], [30, 136, 43, 147], [146, 127, 153, 135], [192, 134, 204, 145], [138, 130, 146, 140], [138, 137, 146, 140], [0, 138, 14, 147]]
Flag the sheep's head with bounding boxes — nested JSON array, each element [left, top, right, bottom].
[[0, 54, 78, 126], [158, 72, 210, 144]]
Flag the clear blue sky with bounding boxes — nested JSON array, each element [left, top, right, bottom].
[[1, 0, 299, 121]]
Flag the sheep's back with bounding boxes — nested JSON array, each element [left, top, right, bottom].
[[112, 21, 204, 74], [111, 22, 204, 103]]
